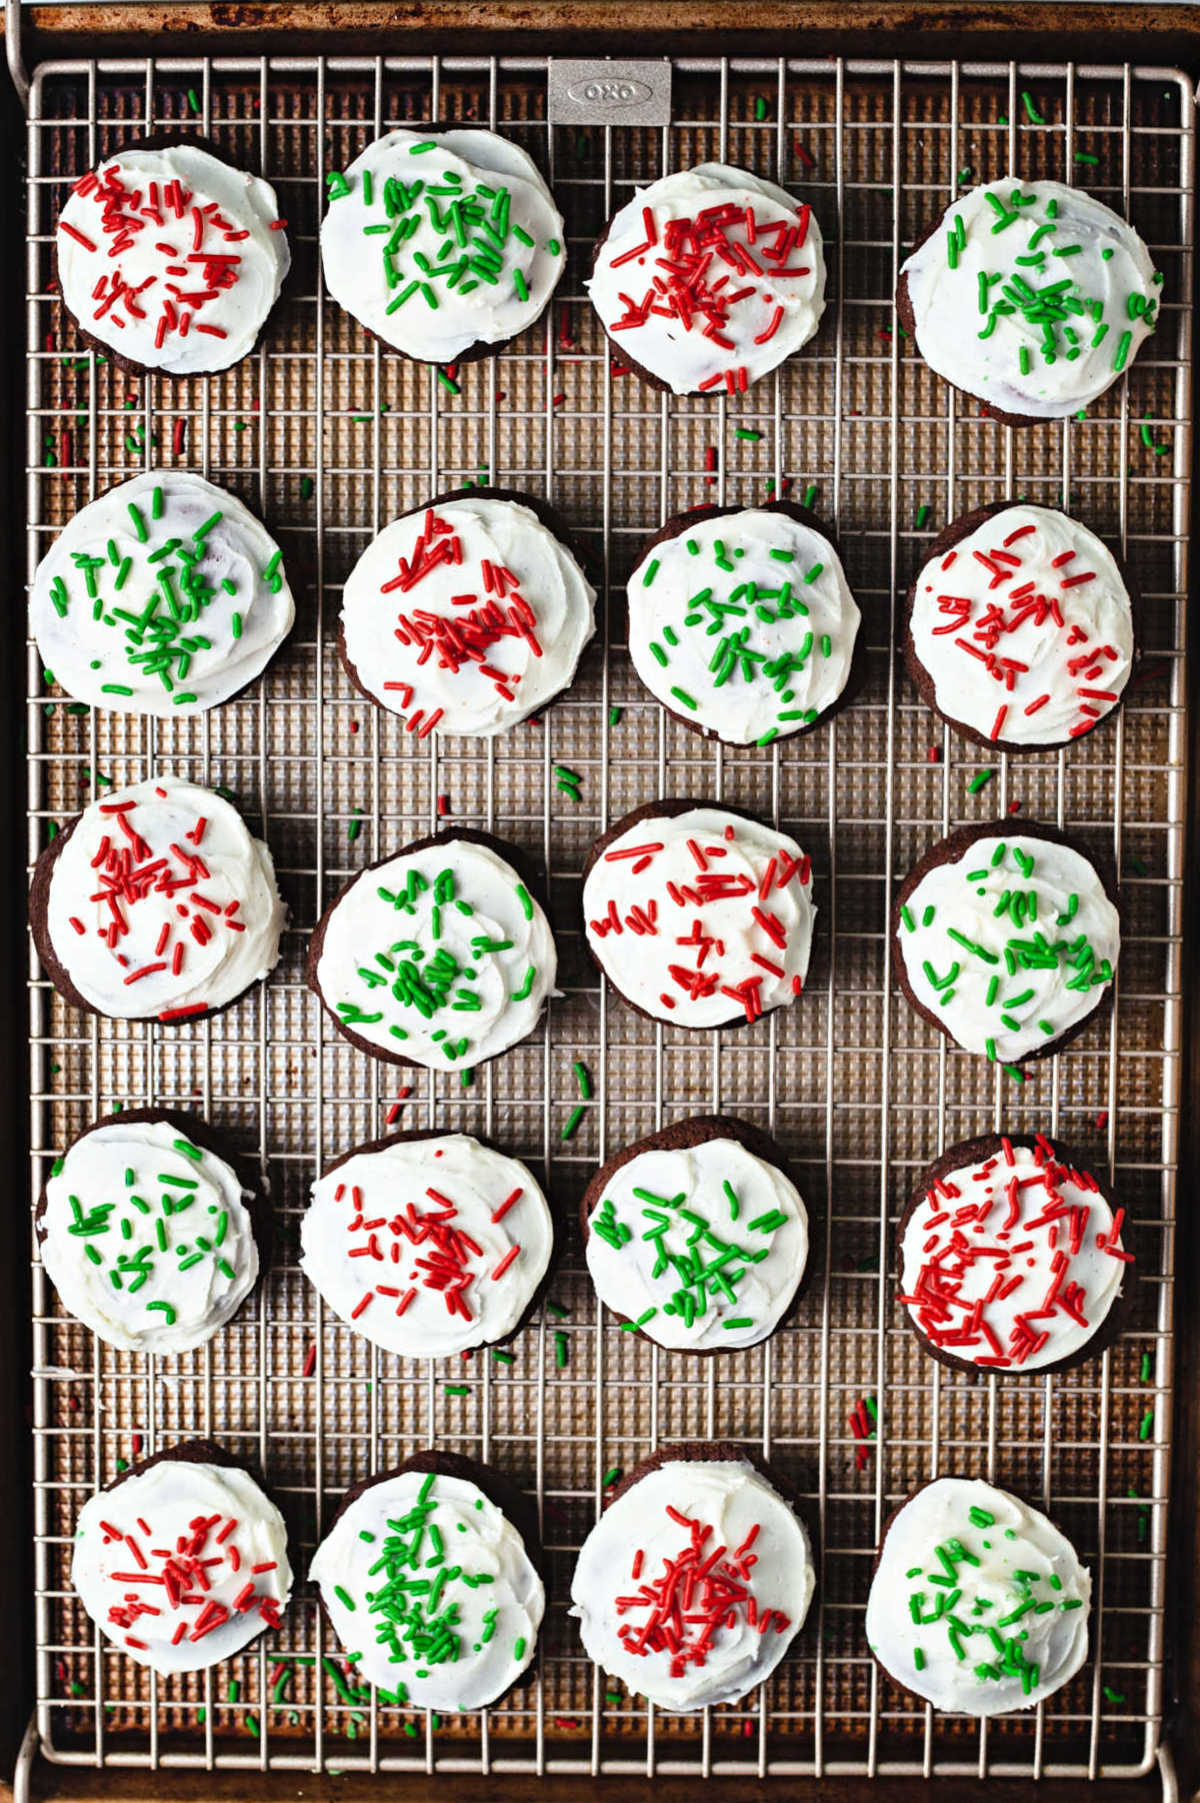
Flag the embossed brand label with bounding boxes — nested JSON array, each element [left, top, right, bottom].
[[548, 59, 673, 128]]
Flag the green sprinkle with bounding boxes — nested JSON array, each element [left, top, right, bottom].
[[602, 1466, 621, 1486], [1139, 1407, 1154, 1441], [573, 1060, 592, 1100], [968, 767, 994, 794], [561, 1105, 585, 1141]]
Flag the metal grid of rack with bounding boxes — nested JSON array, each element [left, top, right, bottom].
[[19, 52, 1192, 1787]]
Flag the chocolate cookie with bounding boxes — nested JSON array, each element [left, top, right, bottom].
[[895, 1130, 1133, 1376], [580, 1115, 810, 1354], [307, 825, 555, 1071], [904, 500, 1136, 753], [891, 818, 1119, 1067]]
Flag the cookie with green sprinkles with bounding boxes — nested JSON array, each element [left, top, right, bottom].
[[580, 1115, 810, 1353], [892, 818, 1119, 1067], [309, 1449, 545, 1711], [897, 1130, 1134, 1377], [320, 128, 566, 363], [307, 826, 556, 1070], [897, 177, 1160, 425], [626, 500, 861, 748], [865, 1475, 1091, 1714], [36, 1108, 267, 1355], [31, 471, 297, 716], [72, 1437, 293, 1673]]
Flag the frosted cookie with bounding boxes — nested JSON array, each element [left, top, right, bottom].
[[320, 129, 566, 362], [339, 488, 595, 737], [897, 1131, 1133, 1374], [582, 800, 816, 1029], [309, 1451, 545, 1710], [308, 828, 556, 1069], [905, 502, 1134, 752], [31, 471, 296, 716], [71, 1439, 292, 1671], [30, 775, 286, 1024], [37, 1109, 262, 1356], [866, 1476, 1091, 1714], [580, 1116, 809, 1352], [587, 164, 826, 395], [627, 502, 859, 746], [897, 178, 1159, 424], [56, 138, 290, 375], [570, 1443, 815, 1711], [892, 820, 1119, 1066], [301, 1129, 553, 1356]]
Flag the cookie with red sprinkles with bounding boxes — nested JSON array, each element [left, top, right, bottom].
[[71, 1437, 293, 1673], [582, 799, 816, 1030], [300, 1128, 554, 1357], [905, 501, 1135, 753], [32, 775, 284, 1031], [896, 1131, 1133, 1376], [586, 162, 826, 395], [31, 775, 287, 1024], [892, 819, 1119, 1068], [55, 136, 290, 376], [307, 826, 556, 1070], [570, 1441, 815, 1710], [338, 487, 595, 738]]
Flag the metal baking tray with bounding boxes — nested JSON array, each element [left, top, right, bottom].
[[6, 28, 1194, 1799]]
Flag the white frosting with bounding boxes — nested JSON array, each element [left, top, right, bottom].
[[901, 178, 1159, 417], [31, 471, 296, 716], [586, 163, 826, 395], [44, 775, 286, 1021], [866, 1476, 1091, 1714], [57, 145, 290, 375], [40, 1118, 259, 1355], [301, 1132, 553, 1356], [583, 806, 815, 1029], [314, 836, 556, 1068], [570, 1457, 814, 1711], [72, 1457, 293, 1672], [896, 831, 1118, 1064], [909, 505, 1133, 748], [585, 1132, 808, 1350], [321, 129, 565, 361], [628, 508, 859, 744], [310, 1466, 544, 1709], [340, 496, 595, 736], [898, 1135, 1130, 1372]]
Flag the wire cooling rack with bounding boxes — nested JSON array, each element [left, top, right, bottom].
[[18, 50, 1192, 1791]]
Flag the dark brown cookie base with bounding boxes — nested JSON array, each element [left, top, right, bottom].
[[902, 499, 1138, 755], [895, 1130, 1133, 1378], [35, 1107, 271, 1335], [581, 797, 813, 1034], [626, 499, 864, 749], [306, 825, 553, 1070], [336, 484, 594, 730], [890, 817, 1119, 1067], [578, 1113, 811, 1356], [314, 1124, 558, 1351]]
